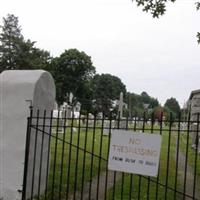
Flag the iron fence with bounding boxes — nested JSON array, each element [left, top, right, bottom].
[[22, 109, 200, 200]]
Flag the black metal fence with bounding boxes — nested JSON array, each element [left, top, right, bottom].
[[22, 109, 200, 200]]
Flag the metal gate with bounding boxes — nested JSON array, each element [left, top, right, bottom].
[[22, 109, 200, 200]]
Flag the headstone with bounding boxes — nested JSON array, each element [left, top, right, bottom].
[[116, 92, 126, 118], [74, 102, 81, 119], [58, 108, 65, 133], [154, 120, 159, 127], [180, 122, 187, 131], [114, 92, 128, 129], [88, 113, 94, 127], [61, 100, 80, 133], [56, 102, 72, 133], [0, 70, 55, 200], [103, 120, 111, 135], [143, 103, 149, 110], [118, 92, 124, 118], [54, 101, 58, 110], [69, 92, 73, 104], [98, 112, 103, 119], [81, 115, 86, 125], [114, 118, 127, 129]]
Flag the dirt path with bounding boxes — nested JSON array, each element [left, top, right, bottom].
[[175, 137, 200, 199], [70, 134, 200, 200], [69, 171, 121, 200]]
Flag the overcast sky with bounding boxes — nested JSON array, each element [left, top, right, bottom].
[[0, 0, 200, 107]]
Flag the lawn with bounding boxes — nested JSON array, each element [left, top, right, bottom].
[[178, 130, 200, 198], [107, 130, 180, 200], [38, 120, 199, 200], [44, 120, 110, 200]]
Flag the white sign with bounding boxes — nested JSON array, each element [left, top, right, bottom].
[[108, 130, 162, 177]]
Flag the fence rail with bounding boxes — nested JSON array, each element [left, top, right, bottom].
[[22, 109, 200, 200]]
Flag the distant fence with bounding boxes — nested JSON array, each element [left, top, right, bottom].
[[22, 109, 200, 200]]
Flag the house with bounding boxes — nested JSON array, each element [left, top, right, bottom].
[[188, 89, 200, 152]]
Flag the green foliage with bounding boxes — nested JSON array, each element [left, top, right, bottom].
[[197, 32, 200, 44], [196, 2, 200, 10], [51, 49, 95, 106], [127, 91, 159, 118], [163, 106, 176, 122], [140, 91, 159, 108], [0, 14, 52, 72], [153, 105, 176, 123], [0, 14, 22, 71], [15, 39, 52, 70], [196, 2, 200, 44], [133, 0, 176, 18], [164, 97, 180, 118], [91, 73, 126, 115], [153, 106, 164, 121], [1, 14, 179, 113], [133, 0, 200, 44]]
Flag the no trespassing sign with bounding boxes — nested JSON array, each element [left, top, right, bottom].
[[108, 130, 162, 177]]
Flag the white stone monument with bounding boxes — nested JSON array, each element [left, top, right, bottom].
[[117, 92, 125, 119], [0, 70, 55, 200], [103, 120, 111, 136], [115, 92, 127, 129]]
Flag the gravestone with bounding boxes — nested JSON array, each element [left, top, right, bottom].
[[114, 118, 127, 129], [54, 101, 58, 110], [88, 113, 94, 127], [116, 92, 126, 119], [0, 70, 55, 200], [114, 92, 127, 129], [180, 122, 187, 131], [103, 120, 111, 136], [103, 120, 115, 135], [58, 108, 65, 133], [74, 102, 81, 119]]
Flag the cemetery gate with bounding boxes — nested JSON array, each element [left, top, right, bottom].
[[22, 109, 200, 200]]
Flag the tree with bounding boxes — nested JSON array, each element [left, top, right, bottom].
[[153, 106, 175, 123], [15, 40, 52, 70], [153, 106, 164, 122], [0, 14, 23, 71], [127, 91, 159, 118], [164, 97, 180, 118], [127, 92, 141, 118], [51, 49, 95, 106], [140, 91, 150, 104], [132, 0, 200, 43], [0, 14, 52, 72], [133, 0, 176, 18], [91, 73, 126, 115], [196, 2, 200, 43], [163, 106, 176, 122], [140, 92, 159, 108]]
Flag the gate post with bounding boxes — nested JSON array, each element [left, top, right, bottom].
[[22, 106, 33, 200], [0, 70, 55, 200]]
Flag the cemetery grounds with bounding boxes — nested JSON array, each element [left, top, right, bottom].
[[29, 114, 200, 200]]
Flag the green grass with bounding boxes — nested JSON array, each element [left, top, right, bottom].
[[178, 131, 200, 196], [179, 132, 200, 177], [107, 131, 180, 200], [44, 124, 109, 199], [38, 121, 200, 200]]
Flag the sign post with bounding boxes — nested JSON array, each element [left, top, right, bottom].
[[108, 130, 162, 177]]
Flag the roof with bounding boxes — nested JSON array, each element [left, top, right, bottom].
[[189, 89, 200, 100]]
